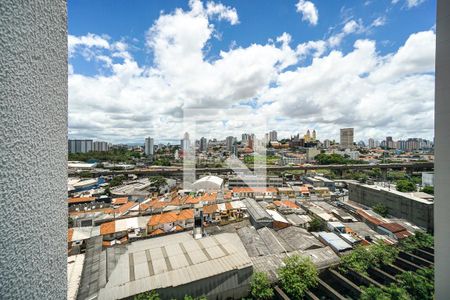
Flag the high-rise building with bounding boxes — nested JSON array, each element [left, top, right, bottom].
[[199, 137, 208, 152], [68, 139, 93, 154], [340, 128, 354, 149], [323, 139, 331, 148], [242, 133, 249, 144], [144, 137, 154, 156], [93, 141, 109, 152], [181, 132, 190, 150], [304, 129, 311, 142], [312, 129, 317, 141], [226, 136, 235, 152], [368, 138, 375, 149], [269, 130, 277, 141], [386, 136, 394, 149]]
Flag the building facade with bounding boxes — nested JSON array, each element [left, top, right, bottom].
[[340, 128, 354, 149]]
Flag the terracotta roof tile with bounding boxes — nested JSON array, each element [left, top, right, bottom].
[[68, 197, 96, 204], [111, 197, 128, 205], [203, 204, 218, 214], [100, 221, 116, 235]]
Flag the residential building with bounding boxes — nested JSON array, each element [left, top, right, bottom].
[[68, 139, 93, 154], [144, 137, 154, 156], [340, 128, 354, 149], [368, 138, 375, 149], [199, 137, 208, 152], [93, 141, 109, 152], [269, 130, 277, 141]]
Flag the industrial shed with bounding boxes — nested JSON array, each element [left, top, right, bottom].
[[191, 175, 224, 192], [96, 232, 252, 300], [242, 198, 273, 229]]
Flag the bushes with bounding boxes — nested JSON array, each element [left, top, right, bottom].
[[399, 231, 434, 252], [250, 272, 273, 300], [308, 217, 327, 232], [340, 243, 398, 274], [278, 255, 318, 299], [421, 186, 434, 195], [360, 267, 434, 300], [373, 203, 389, 217], [395, 179, 416, 192]]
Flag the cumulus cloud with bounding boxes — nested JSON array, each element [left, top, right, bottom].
[[68, 1, 435, 143], [205, 1, 239, 25], [68, 33, 110, 56], [371, 16, 386, 27], [296, 0, 319, 26]]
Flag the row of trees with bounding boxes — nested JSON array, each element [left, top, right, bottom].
[[339, 243, 399, 274], [315, 153, 365, 165], [69, 149, 141, 163], [251, 255, 318, 299]]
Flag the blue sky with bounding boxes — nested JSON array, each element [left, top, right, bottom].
[[68, 0, 436, 144]]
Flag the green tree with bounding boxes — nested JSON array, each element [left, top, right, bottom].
[[395, 179, 416, 192], [183, 296, 207, 300], [277, 255, 318, 299], [109, 175, 125, 187], [421, 186, 434, 195], [250, 272, 274, 300], [79, 171, 92, 178], [340, 243, 398, 274], [399, 231, 434, 252], [308, 217, 326, 232], [360, 284, 409, 300], [134, 290, 160, 300], [373, 203, 389, 217], [396, 269, 434, 300], [151, 176, 168, 191]]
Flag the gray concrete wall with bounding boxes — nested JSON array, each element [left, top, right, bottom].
[[435, 0, 450, 298], [348, 183, 433, 231], [0, 1, 67, 299]]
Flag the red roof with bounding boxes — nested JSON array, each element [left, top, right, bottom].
[[111, 197, 128, 205], [273, 200, 299, 209], [68, 197, 96, 204], [379, 222, 407, 233], [100, 221, 116, 235], [357, 209, 383, 225]]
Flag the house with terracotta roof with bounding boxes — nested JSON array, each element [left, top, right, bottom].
[[68, 196, 96, 206], [203, 204, 219, 222], [273, 200, 300, 209], [111, 197, 128, 206], [356, 209, 384, 230], [232, 187, 277, 199], [147, 209, 194, 234]]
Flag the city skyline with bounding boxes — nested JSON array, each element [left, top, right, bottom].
[[68, 0, 435, 143]]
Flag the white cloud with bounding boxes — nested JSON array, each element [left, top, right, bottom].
[[205, 1, 239, 25], [392, 0, 426, 9], [68, 1, 435, 143], [296, 0, 319, 26], [68, 33, 110, 56], [371, 16, 386, 27]]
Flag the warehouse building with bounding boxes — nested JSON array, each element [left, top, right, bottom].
[[242, 198, 273, 229], [348, 182, 434, 232], [75, 232, 253, 300]]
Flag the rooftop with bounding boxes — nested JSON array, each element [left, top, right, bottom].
[[96, 232, 252, 299]]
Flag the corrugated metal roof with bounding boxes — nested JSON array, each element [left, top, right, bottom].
[[318, 232, 352, 252], [242, 198, 273, 222], [97, 232, 252, 300]]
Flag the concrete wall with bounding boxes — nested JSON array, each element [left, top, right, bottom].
[[435, 0, 450, 298], [0, 1, 67, 299], [348, 183, 433, 231]]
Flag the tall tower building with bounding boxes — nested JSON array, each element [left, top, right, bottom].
[[181, 132, 190, 151], [144, 137, 154, 156], [199, 137, 207, 152], [269, 130, 278, 141], [312, 130, 317, 141], [340, 128, 354, 149]]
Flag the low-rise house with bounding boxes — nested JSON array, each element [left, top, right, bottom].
[[147, 209, 194, 234], [377, 222, 412, 240], [277, 187, 295, 199], [266, 209, 291, 230], [317, 232, 353, 254], [232, 187, 277, 200], [284, 214, 312, 229]]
